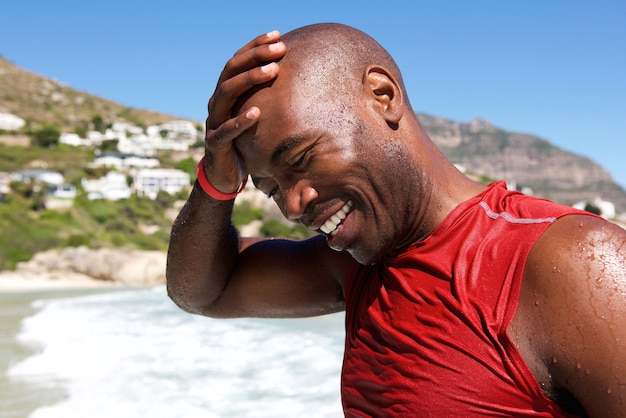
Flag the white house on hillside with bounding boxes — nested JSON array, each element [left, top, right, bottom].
[[58, 119, 200, 154], [162, 120, 197, 135], [81, 171, 132, 201], [117, 134, 157, 156], [0, 113, 25, 131], [573, 197, 616, 219], [91, 153, 160, 170], [11, 169, 64, 185], [117, 131, 195, 155], [111, 122, 143, 136], [46, 184, 77, 199], [59, 130, 108, 147], [133, 168, 190, 200], [0, 172, 10, 198], [59, 132, 83, 147]]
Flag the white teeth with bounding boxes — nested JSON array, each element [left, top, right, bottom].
[[319, 201, 353, 235], [320, 219, 335, 235]]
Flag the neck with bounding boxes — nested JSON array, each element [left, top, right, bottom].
[[395, 127, 486, 250]]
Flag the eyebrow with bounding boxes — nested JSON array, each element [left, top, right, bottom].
[[271, 135, 308, 167]]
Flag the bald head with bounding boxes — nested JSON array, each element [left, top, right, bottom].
[[278, 23, 408, 104], [233, 23, 421, 166], [234, 24, 410, 117]]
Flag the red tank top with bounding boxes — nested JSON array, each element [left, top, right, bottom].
[[342, 182, 588, 417]]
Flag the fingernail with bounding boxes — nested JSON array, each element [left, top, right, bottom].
[[269, 42, 283, 52], [246, 108, 259, 119], [261, 63, 275, 73], [266, 30, 279, 38]]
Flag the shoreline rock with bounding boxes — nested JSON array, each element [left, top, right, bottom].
[[0, 246, 166, 292]]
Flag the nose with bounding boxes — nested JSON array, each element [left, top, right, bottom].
[[284, 182, 318, 221]]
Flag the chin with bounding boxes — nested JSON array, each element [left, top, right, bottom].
[[347, 246, 387, 266], [345, 218, 397, 265]]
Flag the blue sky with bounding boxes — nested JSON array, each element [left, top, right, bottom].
[[2, 0, 625, 189]]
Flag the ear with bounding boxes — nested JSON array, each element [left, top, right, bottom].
[[363, 65, 404, 127]]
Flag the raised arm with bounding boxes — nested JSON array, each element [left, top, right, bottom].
[[166, 31, 351, 318], [524, 214, 626, 416]]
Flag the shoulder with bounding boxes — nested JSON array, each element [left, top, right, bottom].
[[527, 214, 625, 279], [523, 214, 626, 415]]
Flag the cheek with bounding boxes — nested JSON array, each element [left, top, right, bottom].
[[362, 137, 414, 181], [379, 141, 414, 178], [312, 137, 360, 178]]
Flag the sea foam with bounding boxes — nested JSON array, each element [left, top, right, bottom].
[[8, 286, 345, 417]]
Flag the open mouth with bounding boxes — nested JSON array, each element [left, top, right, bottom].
[[319, 201, 353, 236]]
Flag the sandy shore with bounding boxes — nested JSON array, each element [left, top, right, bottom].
[[0, 272, 122, 294]]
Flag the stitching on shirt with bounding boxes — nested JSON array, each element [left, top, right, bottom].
[[479, 201, 557, 225]]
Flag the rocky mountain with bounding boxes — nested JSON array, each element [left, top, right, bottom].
[[418, 114, 626, 213]]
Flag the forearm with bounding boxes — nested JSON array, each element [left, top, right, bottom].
[[166, 182, 239, 314], [166, 31, 284, 314]]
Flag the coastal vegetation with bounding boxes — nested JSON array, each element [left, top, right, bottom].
[[0, 172, 177, 270]]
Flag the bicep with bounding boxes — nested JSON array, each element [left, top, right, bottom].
[[205, 235, 351, 318], [531, 215, 626, 416]]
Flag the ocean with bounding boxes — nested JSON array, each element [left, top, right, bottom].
[[4, 286, 345, 417]]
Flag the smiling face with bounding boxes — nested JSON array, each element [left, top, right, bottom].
[[235, 55, 421, 265], [228, 23, 436, 264]]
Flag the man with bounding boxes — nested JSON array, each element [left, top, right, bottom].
[[167, 23, 626, 417]]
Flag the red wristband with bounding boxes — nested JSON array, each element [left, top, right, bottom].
[[196, 156, 247, 201]]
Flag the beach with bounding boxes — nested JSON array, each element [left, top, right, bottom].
[[0, 286, 123, 418], [0, 291, 55, 418], [0, 248, 167, 417], [0, 282, 345, 418]]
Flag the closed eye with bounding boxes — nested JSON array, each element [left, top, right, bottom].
[[252, 177, 279, 200], [290, 147, 312, 169], [291, 152, 306, 168]]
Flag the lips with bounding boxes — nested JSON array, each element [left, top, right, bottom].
[[319, 201, 353, 236]]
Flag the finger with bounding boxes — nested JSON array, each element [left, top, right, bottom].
[[207, 107, 260, 147], [203, 108, 259, 191], [233, 30, 281, 57], [206, 32, 285, 130], [208, 63, 278, 129], [218, 40, 285, 86], [208, 41, 284, 128]]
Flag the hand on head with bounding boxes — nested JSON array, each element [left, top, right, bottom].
[[202, 30, 285, 194]]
